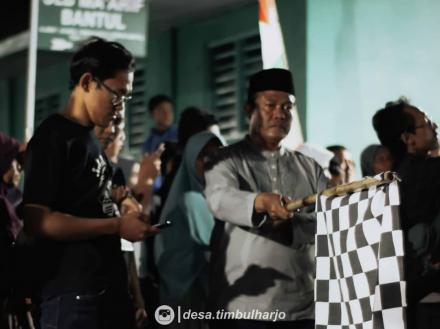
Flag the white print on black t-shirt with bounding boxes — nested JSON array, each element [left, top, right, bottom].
[[101, 180, 120, 217], [91, 155, 107, 187]]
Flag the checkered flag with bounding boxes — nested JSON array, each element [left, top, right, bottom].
[[315, 177, 406, 329]]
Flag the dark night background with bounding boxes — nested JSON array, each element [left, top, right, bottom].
[[1, 1, 30, 40]]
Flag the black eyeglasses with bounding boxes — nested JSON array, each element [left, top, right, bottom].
[[415, 116, 435, 130], [94, 78, 132, 107]]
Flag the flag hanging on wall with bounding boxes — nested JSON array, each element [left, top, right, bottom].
[[258, 0, 303, 149], [315, 177, 407, 328]]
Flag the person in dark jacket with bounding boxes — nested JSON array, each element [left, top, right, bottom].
[[373, 97, 440, 328]]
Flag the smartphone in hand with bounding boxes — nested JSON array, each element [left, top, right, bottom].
[[153, 220, 173, 229]]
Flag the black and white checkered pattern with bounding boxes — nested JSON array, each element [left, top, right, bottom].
[[315, 179, 406, 329]]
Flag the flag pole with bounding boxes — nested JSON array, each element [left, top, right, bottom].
[[25, 0, 39, 141], [286, 172, 397, 211]]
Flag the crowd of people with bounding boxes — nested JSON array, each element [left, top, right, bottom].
[[1, 37, 439, 329]]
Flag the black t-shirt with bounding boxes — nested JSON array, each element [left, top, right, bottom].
[[397, 154, 440, 231], [23, 114, 127, 299]]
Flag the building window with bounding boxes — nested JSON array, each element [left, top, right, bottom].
[[209, 32, 262, 142], [126, 66, 147, 152]]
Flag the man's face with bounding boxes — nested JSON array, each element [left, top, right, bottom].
[[95, 124, 115, 148], [105, 131, 126, 159], [94, 109, 125, 149], [86, 70, 133, 128], [2, 159, 21, 188], [151, 101, 174, 130], [333, 149, 355, 184], [373, 147, 393, 175], [404, 106, 438, 154], [249, 90, 294, 145]]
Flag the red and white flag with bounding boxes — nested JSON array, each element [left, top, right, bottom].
[[259, 0, 304, 149]]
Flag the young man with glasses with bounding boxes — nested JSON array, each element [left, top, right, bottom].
[[94, 77, 133, 108], [373, 97, 440, 328], [23, 37, 159, 329]]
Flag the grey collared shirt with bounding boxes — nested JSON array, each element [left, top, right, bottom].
[[204, 136, 328, 321]]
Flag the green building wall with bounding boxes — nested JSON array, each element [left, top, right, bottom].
[[307, 0, 440, 168], [0, 0, 306, 150], [2, 0, 440, 171]]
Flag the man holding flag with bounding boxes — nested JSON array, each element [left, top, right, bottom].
[[205, 68, 327, 329]]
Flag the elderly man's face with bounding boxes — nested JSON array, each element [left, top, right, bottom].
[[249, 90, 293, 146]]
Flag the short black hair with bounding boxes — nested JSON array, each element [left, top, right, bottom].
[[247, 68, 294, 103], [148, 95, 173, 113], [328, 156, 342, 177], [372, 97, 415, 166], [69, 37, 135, 89], [178, 107, 210, 148], [204, 113, 219, 126], [327, 145, 347, 153]]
